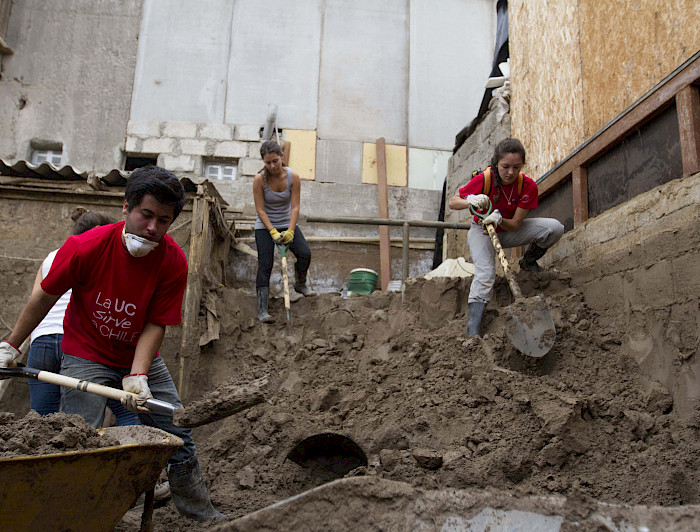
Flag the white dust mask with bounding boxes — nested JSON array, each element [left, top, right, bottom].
[[122, 226, 158, 257]]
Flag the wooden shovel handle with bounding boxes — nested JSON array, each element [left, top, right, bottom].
[[0, 365, 177, 415], [484, 223, 523, 299], [281, 255, 290, 312]]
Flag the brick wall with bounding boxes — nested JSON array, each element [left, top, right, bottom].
[[125, 120, 266, 178]]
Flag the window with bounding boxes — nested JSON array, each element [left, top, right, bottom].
[[205, 161, 238, 181], [125, 155, 157, 171], [31, 149, 63, 166]]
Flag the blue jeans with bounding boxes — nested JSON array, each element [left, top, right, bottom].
[[27, 334, 139, 425], [60, 354, 196, 465]]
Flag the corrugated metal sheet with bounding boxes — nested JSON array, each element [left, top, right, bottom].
[[0, 159, 198, 193], [0, 158, 128, 185]]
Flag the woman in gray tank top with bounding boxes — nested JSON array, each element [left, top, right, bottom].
[[253, 140, 313, 322]]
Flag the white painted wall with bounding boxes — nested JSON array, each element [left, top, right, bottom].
[[409, 0, 496, 149], [409, 148, 452, 190], [225, 0, 323, 129], [130, 0, 233, 123], [317, 0, 408, 144]]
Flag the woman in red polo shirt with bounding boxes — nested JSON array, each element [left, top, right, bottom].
[[448, 138, 564, 336]]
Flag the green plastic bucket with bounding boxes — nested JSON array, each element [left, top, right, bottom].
[[347, 268, 378, 295]]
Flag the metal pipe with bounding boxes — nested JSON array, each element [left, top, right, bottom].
[[304, 215, 471, 230], [262, 103, 278, 141]]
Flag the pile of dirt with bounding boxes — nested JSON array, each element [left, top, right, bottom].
[[0, 410, 120, 458], [129, 273, 698, 530]]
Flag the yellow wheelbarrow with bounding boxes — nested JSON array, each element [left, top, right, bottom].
[[0, 425, 183, 531]]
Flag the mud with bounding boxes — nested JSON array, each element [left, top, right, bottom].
[[115, 273, 699, 530], [174, 376, 268, 428], [0, 410, 120, 457]]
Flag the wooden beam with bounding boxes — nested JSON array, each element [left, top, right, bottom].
[[376, 138, 391, 291], [572, 166, 589, 226], [676, 84, 700, 176], [538, 52, 700, 198]]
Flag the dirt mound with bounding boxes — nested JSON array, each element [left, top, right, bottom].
[[114, 274, 699, 530], [0, 410, 120, 458]]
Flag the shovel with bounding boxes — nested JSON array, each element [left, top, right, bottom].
[[0, 364, 178, 414], [470, 205, 556, 357], [276, 242, 291, 323]]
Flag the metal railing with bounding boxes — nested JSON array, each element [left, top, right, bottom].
[[304, 215, 471, 283]]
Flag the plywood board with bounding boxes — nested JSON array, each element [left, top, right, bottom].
[[362, 143, 408, 186], [509, 0, 585, 181], [509, 0, 700, 180], [285, 129, 317, 181], [578, 0, 700, 138]]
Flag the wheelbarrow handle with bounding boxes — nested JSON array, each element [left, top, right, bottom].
[[0, 365, 178, 415]]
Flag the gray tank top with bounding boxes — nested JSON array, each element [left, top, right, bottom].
[[254, 167, 292, 230]]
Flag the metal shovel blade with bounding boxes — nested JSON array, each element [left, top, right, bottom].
[[505, 296, 556, 358]]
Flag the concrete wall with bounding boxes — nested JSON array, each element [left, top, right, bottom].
[[545, 172, 700, 418], [130, 0, 232, 124], [0, 0, 143, 172], [409, 0, 495, 150], [128, 0, 497, 190], [443, 86, 512, 260]]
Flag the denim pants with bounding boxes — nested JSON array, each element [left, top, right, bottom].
[[60, 354, 196, 465], [27, 334, 138, 425], [467, 217, 564, 304]]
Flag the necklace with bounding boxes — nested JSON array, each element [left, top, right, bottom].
[[502, 183, 517, 205]]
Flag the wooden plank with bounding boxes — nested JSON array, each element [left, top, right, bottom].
[[572, 165, 589, 226], [178, 188, 209, 398], [282, 141, 291, 167], [376, 137, 391, 291], [676, 84, 700, 176], [538, 52, 700, 198]]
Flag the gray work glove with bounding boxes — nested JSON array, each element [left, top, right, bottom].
[[466, 194, 490, 211], [121, 373, 153, 413], [481, 209, 503, 227], [0, 341, 21, 368]]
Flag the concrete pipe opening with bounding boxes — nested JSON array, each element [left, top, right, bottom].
[[287, 433, 367, 483]]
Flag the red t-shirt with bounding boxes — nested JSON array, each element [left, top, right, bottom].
[[458, 168, 539, 232], [41, 221, 188, 368]]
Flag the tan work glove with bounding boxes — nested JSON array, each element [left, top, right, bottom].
[[269, 228, 283, 243], [280, 230, 294, 244], [121, 373, 153, 413]]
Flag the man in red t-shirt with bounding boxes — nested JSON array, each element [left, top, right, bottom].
[[0, 166, 223, 522], [449, 138, 564, 336]]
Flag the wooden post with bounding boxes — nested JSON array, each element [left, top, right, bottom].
[[572, 166, 589, 226], [178, 186, 210, 399], [676, 84, 700, 176], [282, 141, 291, 167], [376, 138, 391, 291]]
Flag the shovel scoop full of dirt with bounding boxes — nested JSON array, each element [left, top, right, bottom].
[[174, 376, 268, 428], [505, 296, 556, 358]]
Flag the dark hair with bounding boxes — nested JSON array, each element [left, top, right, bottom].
[[260, 140, 283, 159], [259, 140, 285, 188], [124, 166, 186, 220], [70, 207, 115, 235], [490, 138, 526, 183]]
